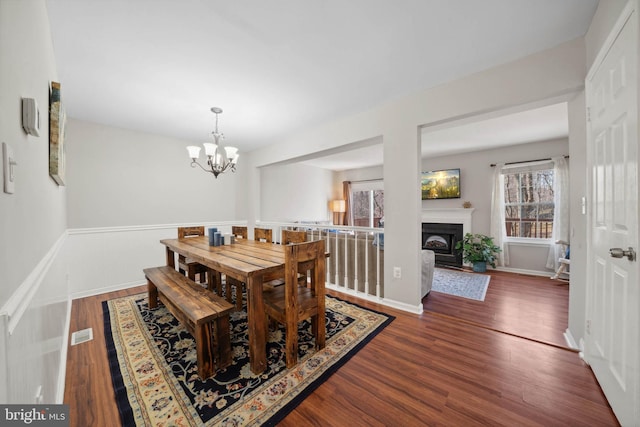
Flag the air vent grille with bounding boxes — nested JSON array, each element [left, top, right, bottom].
[[71, 328, 93, 346]]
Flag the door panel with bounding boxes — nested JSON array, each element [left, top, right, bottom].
[[585, 4, 638, 426]]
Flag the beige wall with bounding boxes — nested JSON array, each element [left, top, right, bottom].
[[421, 138, 569, 274], [260, 163, 334, 222], [251, 38, 586, 310], [0, 0, 69, 404], [65, 119, 245, 228]]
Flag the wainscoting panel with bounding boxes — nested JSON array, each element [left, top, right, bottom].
[[67, 222, 244, 299], [0, 232, 70, 404]]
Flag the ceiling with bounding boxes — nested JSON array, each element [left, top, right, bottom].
[[46, 1, 597, 168], [301, 102, 569, 170]]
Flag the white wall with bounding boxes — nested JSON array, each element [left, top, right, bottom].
[[0, 0, 69, 404], [260, 163, 333, 222], [64, 119, 251, 297], [66, 119, 245, 228], [421, 138, 569, 274], [250, 38, 586, 310], [567, 92, 588, 347]]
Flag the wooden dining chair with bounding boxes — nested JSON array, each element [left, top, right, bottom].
[[254, 227, 272, 243], [222, 226, 248, 308], [231, 226, 247, 239], [264, 230, 309, 289], [231, 228, 273, 309], [177, 226, 208, 284], [282, 229, 307, 244], [264, 240, 326, 369]]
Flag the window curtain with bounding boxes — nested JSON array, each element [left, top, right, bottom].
[[546, 156, 569, 270], [490, 163, 509, 266], [342, 181, 352, 226]]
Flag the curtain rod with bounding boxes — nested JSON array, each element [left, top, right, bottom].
[[345, 178, 382, 183], [490, 155, 569, 167]]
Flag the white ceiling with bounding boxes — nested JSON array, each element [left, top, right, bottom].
[[46, 0, 596, 167], [301, 102, 569, 170]]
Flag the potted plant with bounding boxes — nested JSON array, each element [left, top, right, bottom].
[[455, 233, 501, 273]]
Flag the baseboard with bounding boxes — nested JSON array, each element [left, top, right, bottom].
[[325, 284, 422, 314], [70, 280, 146, 300], [495, 266, 553, 277], [563, 328, 580, 351]]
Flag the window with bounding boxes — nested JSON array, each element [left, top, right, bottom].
[[503, 168, 554, 239], [350, 181, 384, 227]]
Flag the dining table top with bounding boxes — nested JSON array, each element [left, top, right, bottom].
[[160, 236, 288, 283]]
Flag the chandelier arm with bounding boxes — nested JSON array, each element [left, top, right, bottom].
[[190, 160, 211, 172]]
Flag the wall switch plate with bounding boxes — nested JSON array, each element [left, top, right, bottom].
[[3, 142, 16, 194], [393, 267, 401, 278]]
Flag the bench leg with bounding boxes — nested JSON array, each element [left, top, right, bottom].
[[214, 316, 232, 370], [195, 323, 215, 379], [148, 280, 158, 309]]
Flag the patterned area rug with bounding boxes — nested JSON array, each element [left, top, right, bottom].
[[431, 268, 490, 301], [103, 292, 393, 426]]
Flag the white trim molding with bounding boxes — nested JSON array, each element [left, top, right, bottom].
[[0, 232, 68, 335], [67, 220, 247, 235], [421, 208, 474, 235]]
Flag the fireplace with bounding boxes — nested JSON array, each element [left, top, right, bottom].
[[422, 222, 463, 268]]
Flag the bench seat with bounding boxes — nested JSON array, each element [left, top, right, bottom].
[[144, 266, 234, 379]]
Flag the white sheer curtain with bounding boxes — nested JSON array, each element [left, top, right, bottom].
[[490, 163, 509, 266], [546, 156, 570, 270]]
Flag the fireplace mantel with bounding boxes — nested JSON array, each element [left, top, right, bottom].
[[421, 208, 474, 235]]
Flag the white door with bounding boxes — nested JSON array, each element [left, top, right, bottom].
[[585, 2, 639, 426]]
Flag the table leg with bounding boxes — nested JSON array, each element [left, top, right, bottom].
[[246, 274, 267, 374], [166, 247, 175, 268]]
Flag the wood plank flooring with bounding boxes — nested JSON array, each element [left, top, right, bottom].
[[423, 268, 570, 348], [64, 272, 619, 426]]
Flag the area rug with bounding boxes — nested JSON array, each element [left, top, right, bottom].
[[431, 268, 490, 301], [103, 292, 393, 426]]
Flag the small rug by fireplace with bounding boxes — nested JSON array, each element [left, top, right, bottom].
[[431, 268, 490, 301], [104, 292, 393, 426]]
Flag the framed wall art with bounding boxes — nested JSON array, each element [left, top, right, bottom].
[[49, 81, 66, 185]]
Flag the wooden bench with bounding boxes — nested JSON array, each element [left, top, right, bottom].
[[144, 266, 234, 379]]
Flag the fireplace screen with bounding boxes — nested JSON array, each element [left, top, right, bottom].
[[424, 235, 450, 251], [422, 223, 463, 268]]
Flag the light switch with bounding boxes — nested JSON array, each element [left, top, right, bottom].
[[3, 142, 16, 194]]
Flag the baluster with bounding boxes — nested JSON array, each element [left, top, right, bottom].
[[376, 231, 381, 298], [343, 232, 349, 289], [353, 232, 359, 295]]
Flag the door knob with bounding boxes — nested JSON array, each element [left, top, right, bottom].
[[609, 247, 636, 261]]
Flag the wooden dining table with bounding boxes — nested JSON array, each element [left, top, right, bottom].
[[160, 235, 311, 374]]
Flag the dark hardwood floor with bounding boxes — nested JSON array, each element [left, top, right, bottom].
[[423, 268, 570, 348], [64, 272, 619, 426]]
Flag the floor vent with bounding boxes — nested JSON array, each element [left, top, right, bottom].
[[71, 328, 94, 346]]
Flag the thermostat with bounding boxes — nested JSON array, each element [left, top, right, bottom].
[[21, 97, 40, 136]]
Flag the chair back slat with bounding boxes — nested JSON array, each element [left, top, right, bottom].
[[178, 226, 204, 238], [254, 227, 273, 243], [282, 230, 306, 244], [232, 226, 248, 239]]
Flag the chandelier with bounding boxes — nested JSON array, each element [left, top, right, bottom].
[[186, 107, 239, 178]]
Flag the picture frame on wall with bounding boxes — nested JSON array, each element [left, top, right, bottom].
[[49, 81, 66, 186]]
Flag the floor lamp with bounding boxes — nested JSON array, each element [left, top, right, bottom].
[[330, 199, 346, 225]]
